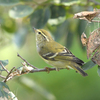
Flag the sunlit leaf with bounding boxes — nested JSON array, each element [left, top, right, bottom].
[[0, 0, 19, 6], [30, 7, 51, 28], [48, 17, 66, 25], [0, 60, 8, 71], [1, 18, 16, 33], [9, 4, 33, 19], [82, 60, 96, 70], [50, 5, 66, 18], [0, 82, 18, 100], [57, 1, 81, 6], [97, 66, 100, 77]]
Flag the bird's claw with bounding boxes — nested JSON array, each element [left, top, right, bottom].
[[66, 68, 70, 70], [44, 67, 50, 73]]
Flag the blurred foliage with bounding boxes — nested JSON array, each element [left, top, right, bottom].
[[0, 82, 18, 100], [9, 4, 34, 19], [1, 0, 100, 100], [30, 7, 51, 28]]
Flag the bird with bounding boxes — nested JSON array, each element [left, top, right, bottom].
[[33, 27, 88, 77]]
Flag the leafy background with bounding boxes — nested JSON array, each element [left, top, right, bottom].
[[0, 0, 100, 100]]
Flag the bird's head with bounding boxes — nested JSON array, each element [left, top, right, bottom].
[[33, 27, 53, 44]]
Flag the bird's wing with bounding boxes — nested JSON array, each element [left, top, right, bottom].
[[42, 45, 84, 66], [57, 47, 84, 66]]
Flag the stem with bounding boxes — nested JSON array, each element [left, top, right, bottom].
[[0, 75, 6, 79], [30, 67, 64, 73], [3, 67, 15, 83], [17, 53, 38, 69], [0, 62, 9, 73]]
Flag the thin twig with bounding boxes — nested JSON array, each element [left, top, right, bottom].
[[17, 53, 38, 69], [3, 67, 15, 83], [0, 62, 9, 73], [0, 75, 6, 79], [30, 67, 64, 73], [5, 76, 13, 82]]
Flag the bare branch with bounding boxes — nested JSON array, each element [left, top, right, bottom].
[[0, 75, 6, 79], [3, 67, 15, 83], [30, 67, 64, 73], [17, 53, 38, 69], [0, 54, 66, 82], [0, 62, 9, 73]]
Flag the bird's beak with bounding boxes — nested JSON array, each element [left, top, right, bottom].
[[33, 27, 38, 33]]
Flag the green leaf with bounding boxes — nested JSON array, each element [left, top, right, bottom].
[[0, 60, 8, 71], [48, 17, 66, 25], [16, 66, 24, 74], [0, 0, 19, 6], [9, 4, 33, 19], [56, 1, 81, 6], [13, 26, 28, 48], [65, 30, 73, 48], [50, 5, 66, 18], [97, 66, 100, 77], [54, 20, 69, 41], [1, 18, 16, 33], [77, 20, 88, 50], [0, 82, 18, 100], [30, 7, 51, 28], [82, 60, 96, 71], [20, 0, 33, 2]]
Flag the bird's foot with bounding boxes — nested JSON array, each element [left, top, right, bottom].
[[44, 67, 50, 73], [56, 68, 60, 71], [76, 71, 78, 73], [66, 68, 70, 70]]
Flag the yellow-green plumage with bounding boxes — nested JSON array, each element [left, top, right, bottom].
[[34, 28, 88, 77]]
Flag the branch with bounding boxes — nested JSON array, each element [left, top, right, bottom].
[[0, 53, 66, 83], [0, 62, 9, 73], [17, 53, 38, 69], [3, 67, 15, 83], [0, 75, 6, 79], [30, 67, 64, 73], [17, 53, 65, 73]]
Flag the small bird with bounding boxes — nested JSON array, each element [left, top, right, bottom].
[[33, 27, 88, 77]]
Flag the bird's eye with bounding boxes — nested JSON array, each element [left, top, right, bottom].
[[38, 32, 41, 34]]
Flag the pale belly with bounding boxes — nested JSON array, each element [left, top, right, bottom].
[[45, 60, 73, 71]]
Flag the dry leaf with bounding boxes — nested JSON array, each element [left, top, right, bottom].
[[87, 28, 100, 58], [81, 32, 88, 46], [73, 9, 100, 22], [91, 46, 100, 66]]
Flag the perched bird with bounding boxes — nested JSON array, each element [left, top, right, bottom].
[[33, 28, 88, 77]]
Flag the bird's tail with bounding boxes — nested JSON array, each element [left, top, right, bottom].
[[71, 57, 88, 76], [74, 65, 88, 77]]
